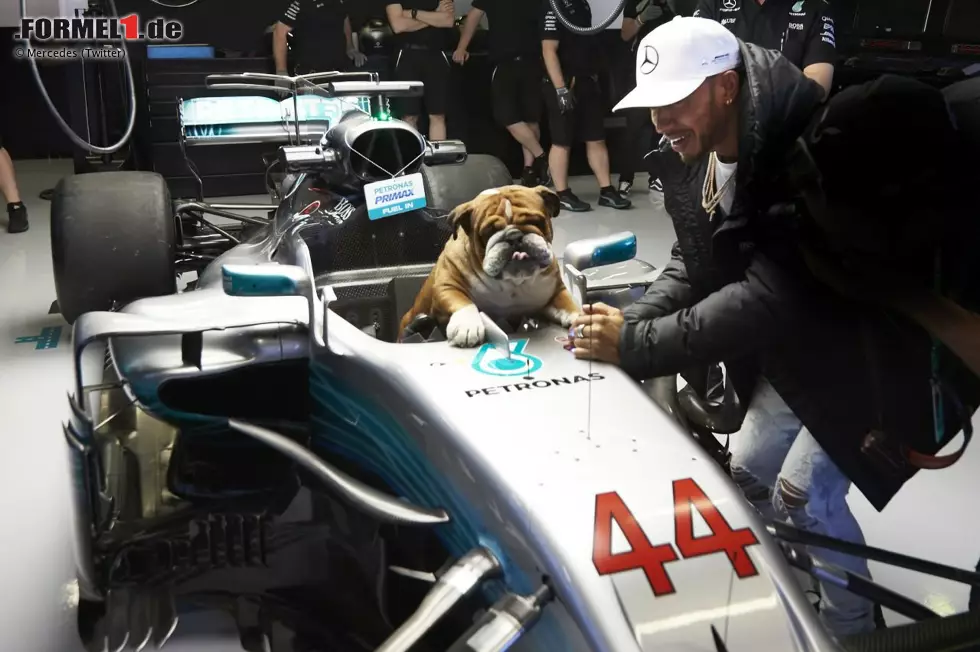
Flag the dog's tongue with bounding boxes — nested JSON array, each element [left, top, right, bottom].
[[512, 251, 529, 261]]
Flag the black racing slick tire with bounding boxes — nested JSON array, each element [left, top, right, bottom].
[[421, 154, 513, 213], [51, 172, 176, 324]]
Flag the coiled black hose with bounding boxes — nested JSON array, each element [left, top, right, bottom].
[[548, 0, 629, 35], [19, 0, 137, 154], [840, 609, 980, 652]]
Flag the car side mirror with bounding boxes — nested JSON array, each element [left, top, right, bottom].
[[562, 232, 638, 305], [563, 232, 637, 272], [222, 264, 312, 297]]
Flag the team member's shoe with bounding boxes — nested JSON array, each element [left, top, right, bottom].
[[532, 154, 551, 187], [520, 166, 537, 187], [598, 186, 631, 210], [618, 179, 633, 196], [557, 189, 590, 212], [6, 202, 28, 234], [649, 177, 663, 193]]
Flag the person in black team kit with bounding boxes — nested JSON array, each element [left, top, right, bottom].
[[617, 0, 674, 196], [454, 0, 550, 186], [541, 0, 631, 212], [0, 138, 27, 234], [386, 0, 457, 141], [694, 0, 836, 97], [691, 0, 836, 443], [274, 0, 368, 76]]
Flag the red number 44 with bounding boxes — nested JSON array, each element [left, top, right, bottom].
[[592, 478, 760, 596]]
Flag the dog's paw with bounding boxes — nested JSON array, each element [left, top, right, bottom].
[[447, 305, 486, 347], [557, 310, 580, 328], [544, 306, 579, 328]]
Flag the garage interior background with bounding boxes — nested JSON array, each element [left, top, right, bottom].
[[1, 0, 976, 196]]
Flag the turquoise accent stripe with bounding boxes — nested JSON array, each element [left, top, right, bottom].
[[129, 355, 574, 647], [309, 360, 531, 591], [127, 378, 225, 427], [222, 266, 301, 297], [308, 361, 573, 648]]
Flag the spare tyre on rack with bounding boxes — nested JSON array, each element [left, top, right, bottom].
[[51, 171, 177, 324]]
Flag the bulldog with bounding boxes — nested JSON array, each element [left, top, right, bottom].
[[399, 185, 580, 347]]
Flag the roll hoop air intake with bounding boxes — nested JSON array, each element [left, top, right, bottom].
[[326, 111, 428, 182]]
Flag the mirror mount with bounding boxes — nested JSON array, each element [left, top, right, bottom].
[[423, 140, 467, 166], [222, 262, 332, 350]]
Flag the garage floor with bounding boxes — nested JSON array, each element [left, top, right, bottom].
[[0, 158, 977, 651]]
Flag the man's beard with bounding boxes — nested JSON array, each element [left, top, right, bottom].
[[679, 142, 710, 165], [679, 150, 701, 165]]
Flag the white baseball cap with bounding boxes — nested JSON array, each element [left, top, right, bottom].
[[614, 16, 742, 111]]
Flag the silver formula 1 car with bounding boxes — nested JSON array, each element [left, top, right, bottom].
[[57, 73, 980, 652], [50, 71, 473, 325]]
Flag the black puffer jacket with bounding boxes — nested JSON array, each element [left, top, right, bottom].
[[619, 42, 970, 510], [619, 42, 823, 402]]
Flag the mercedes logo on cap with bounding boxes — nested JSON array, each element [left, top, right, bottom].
[[639, 45, 659, 75], [722, 0, 738, 8]]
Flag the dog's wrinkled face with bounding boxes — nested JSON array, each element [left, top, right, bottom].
[[450, 185, 561, 282]]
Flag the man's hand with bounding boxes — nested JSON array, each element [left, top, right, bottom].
[[571, 303, 625, 364], [555, 86, 575, 114], [348, 47, 367, 67], [275, 69, 291, 89], [452, 47, 469, 63], [439, 0, 455, 17]]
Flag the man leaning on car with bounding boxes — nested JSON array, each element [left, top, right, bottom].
[[570, 17, 873, 636]]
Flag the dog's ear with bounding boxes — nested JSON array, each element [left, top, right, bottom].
[[449, 202, 473, 240], [536, 186, 561, 218]]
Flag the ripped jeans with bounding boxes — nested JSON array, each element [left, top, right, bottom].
[[730, 378, 875, 637]]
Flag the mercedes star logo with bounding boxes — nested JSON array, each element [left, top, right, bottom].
[[639, 45, 659, 75], [722, 0, 738, 8]]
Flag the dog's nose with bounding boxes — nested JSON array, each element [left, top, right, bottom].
[[502, 226, 523, 242], [512, 251, 529, 261]]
